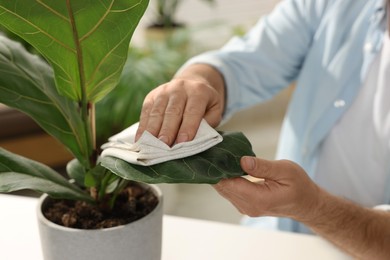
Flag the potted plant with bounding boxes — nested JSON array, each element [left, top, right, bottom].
[[0, 1, 164, 259], [0, 0, 254, 259], [150, 0, 215, 29], [145, 0, 215, 42]]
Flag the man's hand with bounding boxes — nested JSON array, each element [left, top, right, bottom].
[[214, 156, 320, 220], [136, 64, 225, 146], [214, 156, 390, 259]]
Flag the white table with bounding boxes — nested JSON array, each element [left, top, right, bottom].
[[0, 194, 350, 260]]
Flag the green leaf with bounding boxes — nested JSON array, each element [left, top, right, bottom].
[[87, 164, 108, 187], [84, 171, 98, 188], [100, 132, 256, 184], [0, 148, 93, 203], [66, 159, 86, 187], [105, 178, 120, 193], [0, 0, 149, 102], [0, 36, 90, 166], [0, 36, 92, 166]]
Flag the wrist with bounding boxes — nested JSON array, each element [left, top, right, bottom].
[[293, 186, 330, 227]]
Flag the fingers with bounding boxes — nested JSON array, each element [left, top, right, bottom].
[[157, 90, 187, 145], [136, 78, 223, 146], [135, 83, 184, 145], [137, 94, 169, 139], [214, 157, 320, 218], [214, 177, 272, 217], [175, 91, 209, 143], [240, 156, 300, 181]]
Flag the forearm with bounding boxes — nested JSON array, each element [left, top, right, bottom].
[[300, 189, 390, 259]]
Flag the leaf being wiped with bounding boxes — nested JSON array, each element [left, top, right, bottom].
[[101, 132, 256, 184]]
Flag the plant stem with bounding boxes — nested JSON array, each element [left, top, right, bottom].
[[90, 104, 96, 151], [98, 171, 112, 201], [66, 0, 95, 169], [89, 103, 97, 166], [109, 179, 129, 209]]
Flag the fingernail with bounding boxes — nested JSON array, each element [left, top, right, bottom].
[[158, 135, 169, 144], [176, 133, 189, 143], [242, 156, 255, 170]]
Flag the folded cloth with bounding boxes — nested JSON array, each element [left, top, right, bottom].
[[101, 119, 223, 166]]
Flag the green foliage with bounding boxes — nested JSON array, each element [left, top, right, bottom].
[[0, 35, 90, 166], [0, 0, 255, 206], [0, 0, 149, 203], [0, 148, 93, 202], [0, 0, 148, 102], [152, 0, 215, 27], [101, 132, 255, 184]]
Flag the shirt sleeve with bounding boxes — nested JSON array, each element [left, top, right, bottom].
[[179, 0, 329, 121]]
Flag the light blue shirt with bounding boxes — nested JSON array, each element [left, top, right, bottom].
[[183, 0, 389, 232]]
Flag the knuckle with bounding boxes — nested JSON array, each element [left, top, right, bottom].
[[171, 78, 186, 86], [191, 84, 210, 98], [149, 100, 166, 117], [165, 105, 183, 116], [260, 161, 273, 175], [141, 100, 153, 114], [184, 103, 205, 115], [149, 108, 165, 118]]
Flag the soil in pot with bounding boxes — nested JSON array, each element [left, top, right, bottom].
[[43, 181, 158, 229]]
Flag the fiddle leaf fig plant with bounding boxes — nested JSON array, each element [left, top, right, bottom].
[[0, 0, 150, 205], [0, 0, 255, 209]]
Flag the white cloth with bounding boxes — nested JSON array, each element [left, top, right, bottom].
[[101, 119, 223, 166], [315, 31, 390, 208]]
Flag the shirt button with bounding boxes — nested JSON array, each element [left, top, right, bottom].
[[364, 42, 373, 52], [334, 99, 346, 108]]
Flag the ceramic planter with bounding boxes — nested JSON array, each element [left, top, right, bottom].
[[37, 184, 163, 260]]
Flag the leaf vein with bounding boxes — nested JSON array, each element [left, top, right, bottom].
[[80, 0, 114, 42], [0, 6, 75, 53], [37, 0, 69, 21]]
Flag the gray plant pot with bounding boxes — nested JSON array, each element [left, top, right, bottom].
[[37, 184, 163, 260]]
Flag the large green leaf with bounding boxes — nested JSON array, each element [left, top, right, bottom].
[[0, 0, 149, 102], [0, 36, 90, 165], [0, 148, 93, 202], [100, 132, 256, 184]]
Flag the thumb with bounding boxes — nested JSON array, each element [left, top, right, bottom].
[[240, 156, 278, 180]]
